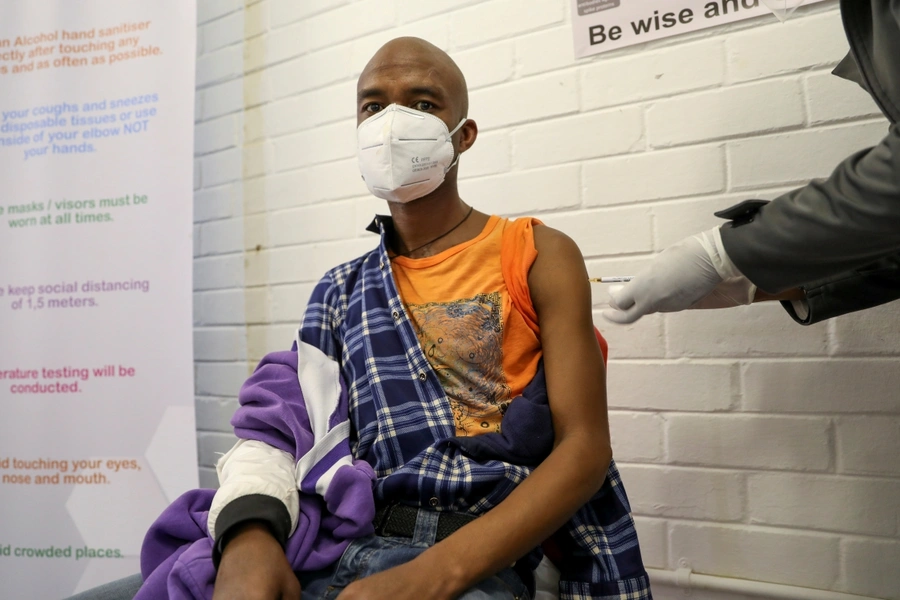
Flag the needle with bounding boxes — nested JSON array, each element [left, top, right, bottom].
[[588, 276, 634, 283]]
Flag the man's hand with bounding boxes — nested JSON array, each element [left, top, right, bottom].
[[213, 522, 300, 600], [602, 227, 755, 324], [336, 558, 450, 600]]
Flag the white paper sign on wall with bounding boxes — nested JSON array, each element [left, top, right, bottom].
[[572, 0, 829, 59]]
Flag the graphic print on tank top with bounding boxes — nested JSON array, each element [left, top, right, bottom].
[[406, 292, 512, 436]]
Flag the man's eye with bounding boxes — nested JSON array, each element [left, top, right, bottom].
[[364, 103, 383, 114], [413, 101, 434, 111]]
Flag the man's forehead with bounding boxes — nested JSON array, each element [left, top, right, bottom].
[[358, 38, 464, 93]]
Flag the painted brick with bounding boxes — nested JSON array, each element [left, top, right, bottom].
[[465, 165, 581, 217], [244, 160, 368, 212], [193, 327, 248, 362], [194, 91, 203, 124], [832, 302, 900, 356], [728, 120, 888, 189], [458, 131, 511, 180], [193, 254, 244, 291], [513, 107, 644, 169], [197, 431, 239, 467], [242, 141, 274, 179], [308, 1, 397, 55], [201, 79, 244, 120], [469, 71, 578, 131], [584, 145, 725, 208], [194, 184, 237, 223], [748, 472, 900, 536], [454, 41, 515, 90], [271, 119, 356, 172], [198, 467, 219, 489], [194, 159, 202, 190], [261, 81, 355, 138], [247, 323, 298, 360], [619, 464, 745, 521], [197, 290, 246, 326], [726, 10, 848, 83], [193, 225, 201, 258], [451, 0, 564, 49], [271, 283, 317, 324], [200, 217, 244, 255], [201, 10, 243, 53], [632, 517, 667, 570], [349, 17, 451, 78], [243, 70, 273, 109], [244, 1, 270, 39], [193, 293, 203, 327], [842, 538, 900, 600], [270, 0, 352, 28], [267, 238, 378, 284], [665, 304, 829, 358], [667, 414, 832, 471], [201, 148, 241, 187], [195, 362, 251, 398], [647, 79, 805, 148], [195, 396, 239, 432], [198, 0, 241, 25], [743, 360, 900, 414], [581, 39, 725, 110], [534, 206, 653, 257], [837, 417, 900, 477], [669, 523, 840, 590], [395, 0, 484, 24], [594, 311, 666, 360], [516, 27, 574, 78], [196, 45, 242, 88], [300, 159, 371, 204], [805, 70, 883, 125], [650, 189, 793, 250], [608, 412, 664, 463], [268, 201, 357, 247], [269, 45, 354, 100], [607, 362, 734, 412]]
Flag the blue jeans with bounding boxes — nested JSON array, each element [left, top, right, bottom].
[[300, 508, 529, 599], [64, 510, 529, 599]]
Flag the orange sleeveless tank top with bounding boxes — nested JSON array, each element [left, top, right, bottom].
[[391, 215, 542, 437]]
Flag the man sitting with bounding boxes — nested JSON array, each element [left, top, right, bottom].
[[207, 37, 651, 600]]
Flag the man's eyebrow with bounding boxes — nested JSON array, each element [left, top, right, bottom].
[[357, 85, 446, 103], [357, 87, 384, 102]]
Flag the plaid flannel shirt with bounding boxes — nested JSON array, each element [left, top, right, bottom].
[[299, 216, 652, 600]]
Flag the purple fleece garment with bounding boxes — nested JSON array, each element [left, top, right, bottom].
[[137, 350, 376, 600]]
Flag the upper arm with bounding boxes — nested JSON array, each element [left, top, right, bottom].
[[528, 225, 609, 452]]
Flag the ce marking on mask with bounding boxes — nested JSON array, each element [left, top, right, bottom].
[[412, 156, 431, 163]]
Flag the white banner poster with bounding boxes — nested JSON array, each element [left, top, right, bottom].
[[0, 2, 197, 597], [572, 0, 830, 58]]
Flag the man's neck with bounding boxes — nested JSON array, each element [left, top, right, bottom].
[[386, 185, 487, 258]]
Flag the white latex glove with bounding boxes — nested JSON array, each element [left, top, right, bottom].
[[602, 227, 756, 324]]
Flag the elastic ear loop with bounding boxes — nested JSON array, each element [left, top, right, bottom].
[[445, 118, 468, 172]]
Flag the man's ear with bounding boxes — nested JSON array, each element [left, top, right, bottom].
[[457, 119, 478, 154]]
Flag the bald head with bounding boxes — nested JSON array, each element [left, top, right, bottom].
[[357, 37, 469, 125]]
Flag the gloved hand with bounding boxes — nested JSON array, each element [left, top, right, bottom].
[[602, 227, 756, 324]]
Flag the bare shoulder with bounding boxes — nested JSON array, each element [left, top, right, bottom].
[[529, 224, 591, 311]]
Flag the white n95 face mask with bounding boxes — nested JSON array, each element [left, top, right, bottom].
[[357, 104, 467, 203]]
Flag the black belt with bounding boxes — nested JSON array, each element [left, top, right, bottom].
[[373, 503, 477, 542]]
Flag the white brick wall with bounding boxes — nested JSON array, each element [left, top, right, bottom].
[[192, 1, 900, 598]]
